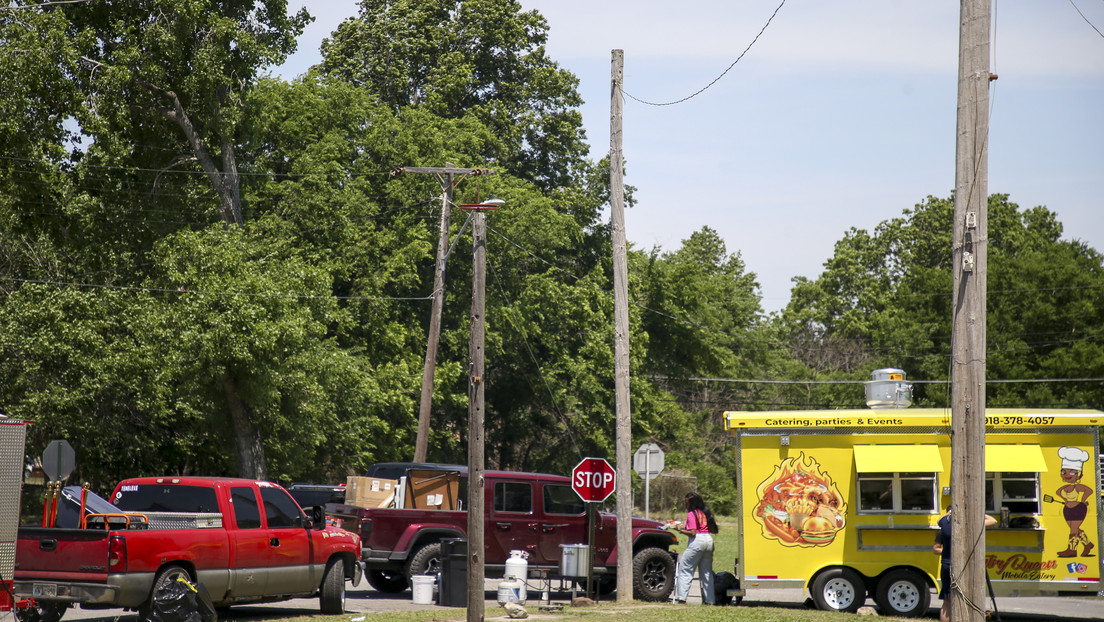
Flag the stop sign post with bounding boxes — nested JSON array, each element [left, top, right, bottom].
[[572, 457, 616, 503], [571, 457, 615, 599]]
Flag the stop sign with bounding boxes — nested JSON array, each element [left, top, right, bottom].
[[572, 457, 616, 503]]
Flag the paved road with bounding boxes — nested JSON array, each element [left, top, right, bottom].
[[53, 580, 1104, 621]]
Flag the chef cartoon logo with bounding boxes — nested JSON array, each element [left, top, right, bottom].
[[1050, 446, 1095, 558], [753, 452, 846, 547]]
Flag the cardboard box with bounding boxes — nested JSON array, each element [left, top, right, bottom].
[[346, 476, 397, 508], [404, 469, 461, 510]]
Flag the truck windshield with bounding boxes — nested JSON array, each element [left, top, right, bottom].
[[113, 485, 220, 513]]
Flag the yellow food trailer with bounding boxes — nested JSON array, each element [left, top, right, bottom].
[[724, 405, 1102, 616]]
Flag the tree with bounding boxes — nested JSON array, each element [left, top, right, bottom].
[[775, 194, 1104, 408], [317, 0, 590, 191]]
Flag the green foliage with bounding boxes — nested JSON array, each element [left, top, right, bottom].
[[317, 0, 590, 191], [1, 1, 1098, 504], [775, 194, 1104, 409]]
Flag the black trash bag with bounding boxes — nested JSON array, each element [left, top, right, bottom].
[[713, 571, 738, 606], [147, 577, 217, 622]]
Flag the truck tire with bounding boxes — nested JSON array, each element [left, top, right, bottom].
[[140, 564, 192, 621], [811, 567, 866, 613], [366, 569, 408, 594], [319, 560, 346, 614], [406, 542, 443, 583], [631, 547, 675, 602], [875, 568, 930, 617], [15, 600, 67, 622]]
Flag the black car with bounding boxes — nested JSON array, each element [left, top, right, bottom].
[[286, 483, 345, 509]]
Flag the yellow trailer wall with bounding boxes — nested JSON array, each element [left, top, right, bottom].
[[731, 410, 1101, 595]]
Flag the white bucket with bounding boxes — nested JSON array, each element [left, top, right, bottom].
[[411, 574, 435, 605], [497, 578, 525, 605]]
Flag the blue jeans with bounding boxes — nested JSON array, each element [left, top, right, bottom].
[[676, 533, 714, 603]]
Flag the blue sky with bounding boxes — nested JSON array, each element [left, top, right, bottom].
[[277, 1, 1103, 313]]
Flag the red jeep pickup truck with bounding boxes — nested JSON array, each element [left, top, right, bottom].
[[13, 477, 363, 622], [332, 469, 679, 601]]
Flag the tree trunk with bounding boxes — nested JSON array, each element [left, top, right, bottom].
[[143, 81, 243, 226], [222, 369, 266, 479]]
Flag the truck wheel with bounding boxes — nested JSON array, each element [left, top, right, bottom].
[[875, 569, 930, 617], [811, 567, 866, 613], [406, 542, 443, 583], [15, 600, 67, 622], [140, 564, 192, 621], [631, 547, 675, 602], [366, 569, 409, 594], [319, 560, 346, 614]]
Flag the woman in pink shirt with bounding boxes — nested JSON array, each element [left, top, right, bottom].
[[674, 491, 718, 604]]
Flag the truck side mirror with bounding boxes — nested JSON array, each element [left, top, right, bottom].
[[310, 505, 326, 530]]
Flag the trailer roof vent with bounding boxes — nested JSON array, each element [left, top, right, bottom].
[[865, 368, 913, 409]]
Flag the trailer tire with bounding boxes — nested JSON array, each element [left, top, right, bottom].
[[319, 559, 346, 614], [811, 567, 866, 613], [366, 569, 409, 594], [406, 542, 443, 584], [631, 547, 675, 602], [875, 569, 930, 617], [15, 600, 67, 622]]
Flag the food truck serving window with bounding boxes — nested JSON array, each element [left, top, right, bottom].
[[854, 446, 941, 513], [986, 472, 1040, 515]]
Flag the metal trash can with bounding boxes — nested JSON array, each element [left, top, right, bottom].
[[438, 538, 468, 607], [559, 543, 589, 578]]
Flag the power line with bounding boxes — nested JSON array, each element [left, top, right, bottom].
[[665, 375, 1104, 386], [1069, 0, 1104, 39], [624, 0, 788, 107]]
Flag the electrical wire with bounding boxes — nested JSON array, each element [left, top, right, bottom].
[[625, 0, 787, 107], [1069, 0, 1104, 39]]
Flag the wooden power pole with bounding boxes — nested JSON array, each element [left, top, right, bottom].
[[609, 49, 634, 602], [460, 198, 501, 622], [950, 2, 990, 621], [391, 165, 495, 463]]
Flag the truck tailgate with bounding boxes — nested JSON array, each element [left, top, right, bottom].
[[15, 527, 112, 580]]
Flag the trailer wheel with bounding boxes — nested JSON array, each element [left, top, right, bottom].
[[875, 569, 930, 617], [366, 569, 409, 593], [15, 600, 67, 622], [406, 542, 443, 584], [631, 547, 675, 602], [811, 567, 866, 613], [319, 559, 346, 614]]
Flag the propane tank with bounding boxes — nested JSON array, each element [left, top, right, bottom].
[[497, 578, 524, 605], [504, 550, 528, 602]]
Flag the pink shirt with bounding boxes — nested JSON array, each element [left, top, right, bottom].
[[685, 509, 710, 534]]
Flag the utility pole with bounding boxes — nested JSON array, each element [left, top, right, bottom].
[[391, 166, 495, 463], [609, 49, 633, 603], [459, 198, 502, 622], [950, 2, 991, 621]]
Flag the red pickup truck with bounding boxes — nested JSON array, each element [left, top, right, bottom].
[[333, 469, 679, 601], [13, 477, 363, 622]]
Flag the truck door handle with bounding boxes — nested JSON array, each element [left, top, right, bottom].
[[496, 522, 511, 531], [270, 537, 280, 546], [39, 538, 57, 551]]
